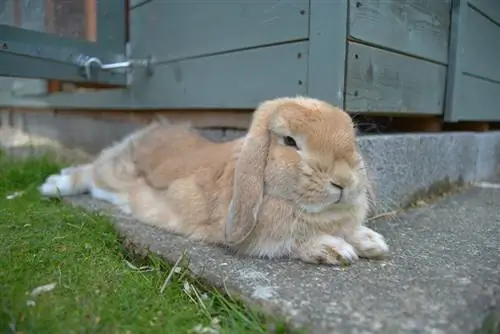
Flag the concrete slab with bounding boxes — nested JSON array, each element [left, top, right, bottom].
[[357, 132, 500, 213], [67, 181, 500, 334]]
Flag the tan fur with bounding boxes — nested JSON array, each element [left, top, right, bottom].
[[39, 96, 389, 265]]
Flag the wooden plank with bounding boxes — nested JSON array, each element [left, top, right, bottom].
[[44, 0, 56, 33], [443, 121, 490, 131], [349, 0, 452, 64], [0, 42, 309, 109], [445, 0, 500, 121], [443, 0, 465, 122], [13, 0, 22, 26], [45, 0, 58, 93], [130, 41, 308, 108], [468, 0, 500, 24], [125, 0, 130, 41], [130, 0, 150, 8], [122, 41, 308, 108], [130, 0, 309, 62], [392, 117, 443, 132], [460, 4, 500, 82], [447, 74, 500, 121], [345, 42, 447, 115], [84, 0, 97, 42], [307, 0, 347, 108]]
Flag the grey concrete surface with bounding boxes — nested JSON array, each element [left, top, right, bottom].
[[358, 132, 500, 214], [67, 182, 500, 334]]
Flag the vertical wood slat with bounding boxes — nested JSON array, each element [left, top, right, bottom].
[[84, 0, 97, 42], [44, 0, 60, 93], [44, 0, 55, 33], [13, 0, 22, 26], [45, 0, 61, 93], [444, 0, 500, 121], [307, 0, 348, 109], [125, 0, 130, 42], [444, 0, 465, 122]]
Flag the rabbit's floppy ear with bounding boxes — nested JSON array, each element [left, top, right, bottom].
[[224, 101, 276, 246]]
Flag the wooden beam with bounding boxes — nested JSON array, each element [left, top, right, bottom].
[[84, 0, 97, 42], [125, 0, 130, 42], [13, 0, 22, 26], [44, 0, 56, 33], [391, 116, 443, 132], [443, 122, 490, 132], [45, 0, 60, 93]]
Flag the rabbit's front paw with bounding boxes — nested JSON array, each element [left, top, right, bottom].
[[39, 173, 72, 196], [346, 226, 390, 259], [294, 235, 358, 265]]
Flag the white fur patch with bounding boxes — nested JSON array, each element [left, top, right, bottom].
[[348, 226, 390, 258], [39, 174, 74, 196]]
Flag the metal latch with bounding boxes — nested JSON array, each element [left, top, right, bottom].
[[76, 54, 155, 80]]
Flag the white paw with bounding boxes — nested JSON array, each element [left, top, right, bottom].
[[348, 226, 390, 259], [301, 235, 359, 265], [39, 174, 72, 197]]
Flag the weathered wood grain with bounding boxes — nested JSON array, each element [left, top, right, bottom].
[[345, 42, 446, 115], [1, 41, 308, 109], [349, 0, 452, 64], [130, 0, 150, 8], [130, 0, 309, 63], [469, 0, 500, 24], [307, 0, 348, 108], [461, 4, 500, 82], [447, 73, 500, 121], [445, 0, 500, 121]]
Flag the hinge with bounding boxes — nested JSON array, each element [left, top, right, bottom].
[[76, 44, 155, 84]]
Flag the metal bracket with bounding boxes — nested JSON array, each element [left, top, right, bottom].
[[76, 54, 155, 81]]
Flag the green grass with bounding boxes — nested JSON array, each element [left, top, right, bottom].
[[0, 153, 292, 334]]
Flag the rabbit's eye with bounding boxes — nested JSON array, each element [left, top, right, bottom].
[[283, 136, 298, 149]]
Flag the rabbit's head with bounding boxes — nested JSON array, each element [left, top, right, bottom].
[[225, 96, 371, 245]]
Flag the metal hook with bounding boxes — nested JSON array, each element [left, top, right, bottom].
[[77, 56, 103, 80], [76, 54, 155, 81]]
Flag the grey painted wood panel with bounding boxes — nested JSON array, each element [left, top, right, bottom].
[[130, 0, 309, 63], [468, 0, 500, 24], [130, 0, 150, 8], [0, 48, 125, 85], [461, 5, 500, 81], [345, 42, 446, 115], [8, 42, 308, 109], [307, 0, 347, 109], [447, 74, 500, 120], [349, 0, 452, 64], [445, 0, 500, 121]]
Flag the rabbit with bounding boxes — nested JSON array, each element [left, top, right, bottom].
[[39, 96, 389, 265]]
